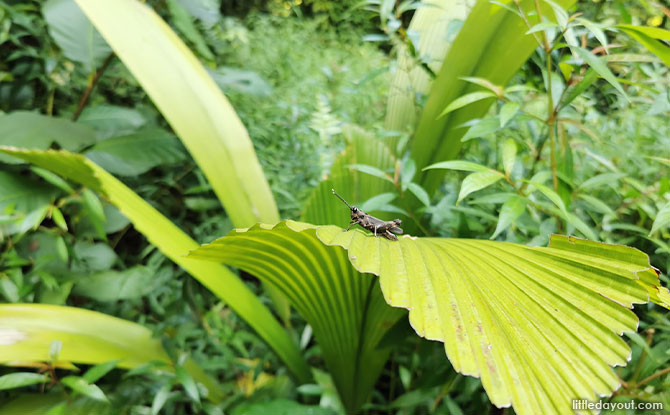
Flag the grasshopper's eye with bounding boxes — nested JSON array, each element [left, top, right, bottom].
[[352, 207, 358, 213]]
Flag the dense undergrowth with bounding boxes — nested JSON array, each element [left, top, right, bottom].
[[0, 0, 669, 414]]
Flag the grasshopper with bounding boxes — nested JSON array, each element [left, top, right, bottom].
[[332, 189, 403, 241]]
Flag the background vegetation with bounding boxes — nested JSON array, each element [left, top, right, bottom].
[[0, 0, 669, 414]]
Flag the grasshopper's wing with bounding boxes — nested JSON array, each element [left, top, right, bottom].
[[366, 215, 389, 227]]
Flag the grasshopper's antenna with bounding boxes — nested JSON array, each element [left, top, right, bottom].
[[331, 189, 353, 209]]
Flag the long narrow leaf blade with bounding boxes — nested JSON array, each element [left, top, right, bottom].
[[0, 146, 311, 384], [73, 0, 278, 226], [0, 304, 222, 402], [72, 0, 290, 321]]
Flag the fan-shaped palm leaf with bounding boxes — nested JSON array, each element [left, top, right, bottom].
[[189, 220, 669, 415]]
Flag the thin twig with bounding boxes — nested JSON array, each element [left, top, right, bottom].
[[72, 52, 115, 121], [635, 367, 670, 389]]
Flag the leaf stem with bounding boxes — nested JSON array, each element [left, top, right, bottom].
[[72, 52, 115, 121], [629, 328, 655, 385], [634, 367, 670, 389]]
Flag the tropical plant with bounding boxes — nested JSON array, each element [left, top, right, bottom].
[[1, 0, 669, 414]]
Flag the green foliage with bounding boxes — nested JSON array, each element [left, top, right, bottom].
[[1, 0, 670, 414], [42, 0, 111, 73], [189, 220, 669, 415], [222, 15, 390, 215]]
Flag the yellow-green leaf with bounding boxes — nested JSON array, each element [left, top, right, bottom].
[[501, 138, 516, 176], [0, 146, 311, 385], [72, 0, 290, 321], [188, 221, 670, 415], [617, 25, 670, 66], [0, 304, 222, 402], [72, 0, 278, 227], [457, 170, 504, 203], [439, 91, 497, 118], [491, 195, 526, 239]]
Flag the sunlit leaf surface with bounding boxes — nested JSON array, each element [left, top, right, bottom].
[[190, 220, 670, 415], [0, 304, 222, 402]]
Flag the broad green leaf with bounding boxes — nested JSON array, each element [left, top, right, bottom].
[[0, 373, 49, 390], [84, 129, 187, 176], [0, 171, 58, 236], [423, 160, 488, 172], [650, 202, 670, 236], [0, 112, 95, 164], [188, 220, 670, 415], [412, 0, 578, 192], [42, 0, 111, 73], [0, 304, 223, 402], [571, 46, 628, 101], [73, 266, 157, 302], [501, 138, 516, 176], [77, 105, 148, 140], [191, 221, 404, 414], [61, 376, 108, 402], [438, 91, 497, 117], [0, 171, 58, 214], [300, 129, 407, 413], [617, 25, 670, 66], [491, 195, 526, 239], [0, 146, 311, 385], [70, 241, 117, 274], [457, 170, 504, 203]]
